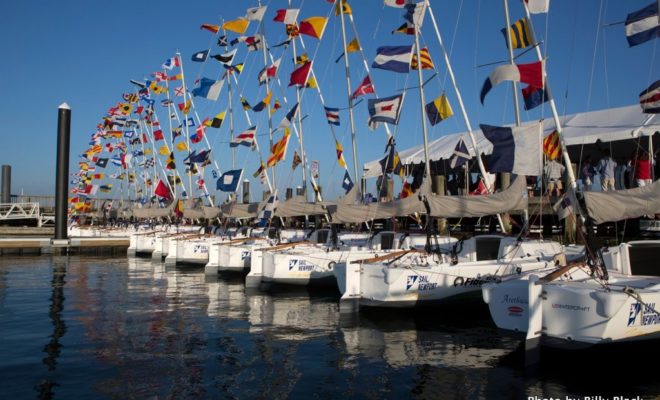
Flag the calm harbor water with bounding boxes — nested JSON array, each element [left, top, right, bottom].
[[0, 256, 658, 399]]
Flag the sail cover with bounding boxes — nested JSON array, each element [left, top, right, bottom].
[[274, 196, 328, 217], [426, 175, 528, 217], [220, 201, 264, 219], [584, 180, 660, 224]]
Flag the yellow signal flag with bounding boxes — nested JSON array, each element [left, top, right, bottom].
[[299, 16, 327, 39], [346, 37, 360, 53], [222, 18, 250, 34], [305, 75, 317, 89], [158, 145, 170, 155], [335, 0, 352, 16], [175, 141, 188, 152], [144, 148, 152, 156], [335, 140, 347, 168]]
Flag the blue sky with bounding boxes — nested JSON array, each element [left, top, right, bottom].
[[1, 0, 657, 200]]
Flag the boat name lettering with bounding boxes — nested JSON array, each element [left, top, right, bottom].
[[453, 275, 500, 288], [193, 244, 209, 254], [406, 275, 437, 291], [501, 294, 528, 305], [551, 303, 590, 312], [627, 302, 660, 327], [241, 251, 250, 260], [288, 259, 315, 272]]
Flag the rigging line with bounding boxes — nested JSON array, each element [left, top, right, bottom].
[[602, 0, 611, 108], [586, 0, 606, 115], [398, 73, 438, 91], [443, 0, 465, 90], [475, 43, 543, 68]]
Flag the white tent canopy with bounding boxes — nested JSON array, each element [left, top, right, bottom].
[[363, 105, 658, 178]]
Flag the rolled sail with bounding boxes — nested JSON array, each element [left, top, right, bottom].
[[584, 180, 660, 224]]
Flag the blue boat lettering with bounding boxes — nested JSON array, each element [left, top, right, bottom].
[[288, 259, 315, 272], [193, 244, 208, 254], [628, 302, 659, 327], [406, 275, 418, 291], [241, 251, 250, 260]]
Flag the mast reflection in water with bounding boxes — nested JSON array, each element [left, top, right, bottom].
[[0, 256, 657, 399]]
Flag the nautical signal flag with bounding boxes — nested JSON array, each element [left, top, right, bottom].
[[523, 0, 549, 14], [296, 54, 309, 65], [166, 152, 176, 170], [372, 45, 413, 73], [450, 137, 470, 169], [351, 75, 374, 99], [480, 123, 542, 176], [400, 181, 414, 198], [211, 49, 237, 65], [257, 192, 278, 226], [543, 130, 561, 160], [175, 141, 188, 152], [625, 3, 659, 47], [191, 78, 224, 101], [291, 151, 302, 170], [299, 16, 327, 39], [410, 47, 434, 70], [273, 9, 300, 25], [184, 149, 211, 165], [252, 91, 272, 112], [153, 129, 164, 141], [253, 161, 266, 178], [289, 61, 312, 87], [404, 2, 427, 27], [425, 94, 453, 126], [335, 0, 352, 16], [639, 80, 660, 113], [335, 37, 361, 63], [480, 61, 544, 104], [240, 96, 251, 111], [268, 128, 291, 167], [155, 179, 171, 200], [325, 107, 340, 126], [335, 140, 347, 168], [522, 84, 550, 110], [246, 5, 268, 21], [392, 22, 414, 35], [162, 56, 180, 70], [368, 94, 404, 128], [278, 103, 299, 129], [200, 24, 220, 34], [501, 18, 532, 49], [190, 126, 205, 144], [380, 138, 404, 176], [271, 100, 282, 115], [258, 58, 281, 85], [384, 0, 412, 8], [217, 169, 243, 192], [222, 18, 250, 34], [205, 111, 226, 128], [342, 170, 354, 193], [231, 127, 257, 148]]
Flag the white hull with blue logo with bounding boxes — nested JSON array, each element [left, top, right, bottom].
[[339, 236, 570, 310], [261, 232, 441, 287], [483, 241, 660, 348]]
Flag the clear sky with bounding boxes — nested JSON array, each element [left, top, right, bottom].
[[1, 0, 657, 200]]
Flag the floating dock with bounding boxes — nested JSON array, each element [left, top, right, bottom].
[[0, 237, 129, 255]]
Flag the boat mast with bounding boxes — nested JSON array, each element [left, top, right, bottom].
[[502, 0, 522, 126], [412, 9, 431, 180], [258, 1, 277, 187], [176, 52, 194, 200], [290, 1, 309, 200], [426, 3, 507, 232], [522, 3, 583, 221], [338, 0, 360, 186]]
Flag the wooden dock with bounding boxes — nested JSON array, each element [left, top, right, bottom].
[[0, 237, 129, 256]]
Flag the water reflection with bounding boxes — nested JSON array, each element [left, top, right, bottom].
[[37, 256, 67, 399], [0, 257, 657, 399]]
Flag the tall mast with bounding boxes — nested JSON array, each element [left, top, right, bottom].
[[502, 0, 522, 126], [258, 1, 276, 187], [177, 52, 194, 199], [522, 5, 580, 201], [289, 4, 308, 200], [412, 12, 431, 180], [426, 2, 507, 232], [338, 0, 360, 185]]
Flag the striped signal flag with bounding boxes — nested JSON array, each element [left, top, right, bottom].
[[410, 47, 434, 70], [543, 130, 561, 161], [501, 18, 532, 49]]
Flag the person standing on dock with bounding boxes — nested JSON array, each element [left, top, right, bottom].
[[597, 150, 617, 191], [544, 159, 565, 198], [580, 156, 593, 191]]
